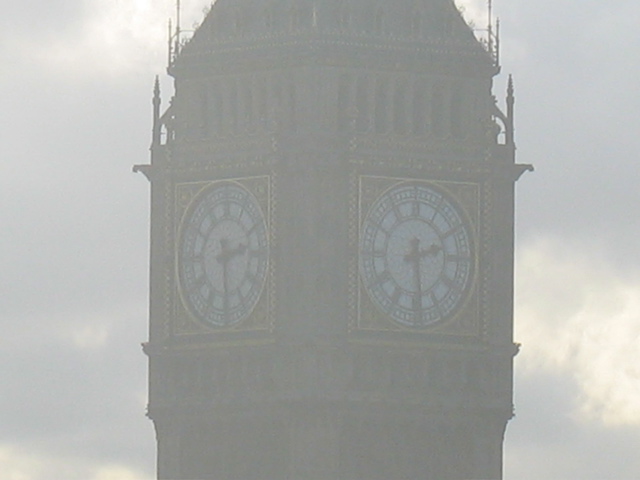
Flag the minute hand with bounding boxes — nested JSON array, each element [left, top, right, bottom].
[[216, 239, 247, 321], [404, 238, 442, 311]]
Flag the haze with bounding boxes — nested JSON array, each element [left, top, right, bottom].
[[1, 1, 639, 478]]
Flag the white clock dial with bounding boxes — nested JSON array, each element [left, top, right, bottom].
[[178, 182, 268, 327], [360, 182, 473, 327]]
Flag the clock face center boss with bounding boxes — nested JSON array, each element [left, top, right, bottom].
[[177, 182, 269, 328], [360, 182, 474, 328]]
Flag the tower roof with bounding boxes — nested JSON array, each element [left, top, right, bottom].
[[171, 0, 496, 74]]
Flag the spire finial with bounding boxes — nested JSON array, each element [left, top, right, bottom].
[[506, 75, 515, 146], [154, 75, 160, 98], [152, 76, 162, 146]]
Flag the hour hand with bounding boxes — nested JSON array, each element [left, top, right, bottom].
[[422, 243, 442, 257], [233, 242, 247, 256]]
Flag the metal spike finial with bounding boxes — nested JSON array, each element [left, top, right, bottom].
[[167, 18, 172, 67], [486, 0, 501, 67], [167, 1, 184, 67], [166, 0, 182, 65], [487, 0, 493, 53], [176, 0, 181, 32]]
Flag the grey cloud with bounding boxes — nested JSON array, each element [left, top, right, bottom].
[[0, 313, 153, 475], [0, 0, 88, 38], [1, 1, 639, 478], [503, 1, 640, 270], [507, 370, 640, 479]]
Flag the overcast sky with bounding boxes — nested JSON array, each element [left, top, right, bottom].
[[1, 1, 639, 479]]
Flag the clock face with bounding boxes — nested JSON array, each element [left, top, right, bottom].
[[178, 182, 269, 328], [360, 182, 473, 328]]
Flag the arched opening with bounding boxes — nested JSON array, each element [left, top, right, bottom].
[[412, 83, 427, 136], [375, 9, 386, 35], [432, 84, 446, 137], [375, 79, 389, 134], [394, 82, 408, 135], [356, 76, 370, 132], [411, 11, 422, 38]]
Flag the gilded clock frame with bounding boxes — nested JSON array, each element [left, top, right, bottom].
[[172, 176, 273, 336], [351, 174, 481, 337]]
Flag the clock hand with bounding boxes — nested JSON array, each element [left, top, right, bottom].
[[422, 243, 442, 257], [404, 238, 443, 315], [216, 238, 248, 324], [232, 242, 247, 257], [216, 238, 234, 322], [405, 238, 424, 313], [215, 238, 247, 263]]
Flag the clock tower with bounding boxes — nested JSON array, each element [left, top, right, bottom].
[[135, 0, 531, 478]]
